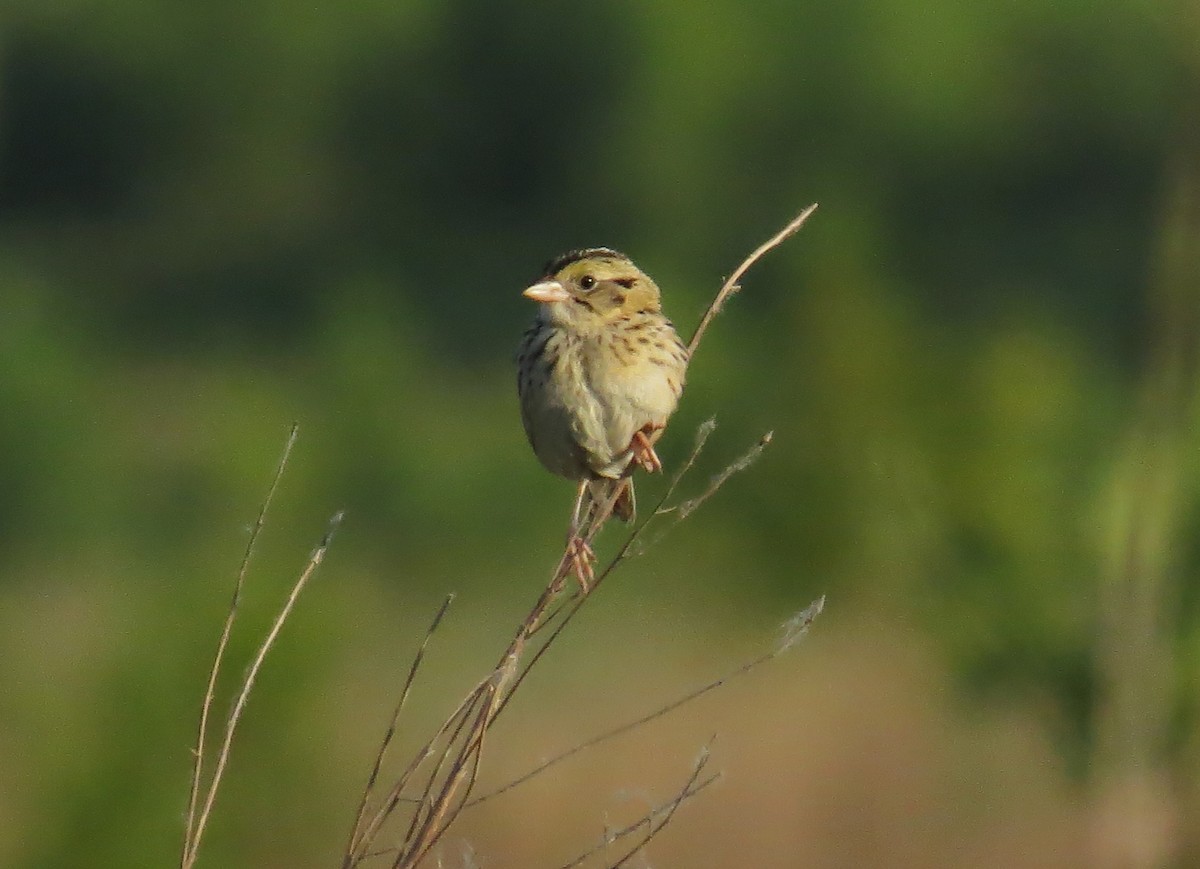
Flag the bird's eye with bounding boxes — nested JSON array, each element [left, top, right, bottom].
[[579, 275, 596, 290]]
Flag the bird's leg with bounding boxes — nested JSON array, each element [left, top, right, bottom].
[[630, 425, 664, 473], [569, 479, 588, 534], [563, 480, 596, 593]]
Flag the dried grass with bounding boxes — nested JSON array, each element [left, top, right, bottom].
[[180, 205, 821, 869]]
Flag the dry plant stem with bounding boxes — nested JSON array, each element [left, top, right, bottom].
[[181, 422, 298, 869], [186, 508, 344, 868], [676, 431, 774, 520], [494, 422, 771, 723], [351, 572, 586, 865], [350, 661, 521, 866], [687, 203, 818, 358], [348, 209, 818, 867], [400, 680, 508, 868], [401, 687, 495, 863], [557, 745, 720, 869], [607, 749, 716, 869], [613, 202, 818, 514], [487, 466, 682, 724], [640, 429, 774, 557], [392, 683, 490, 846], [344, 594, 456, 866], [468, 595, 825, 809]]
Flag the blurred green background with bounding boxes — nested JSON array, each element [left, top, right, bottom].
[[1, 0, 1197, 866]]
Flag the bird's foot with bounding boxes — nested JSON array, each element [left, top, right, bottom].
[[565, 535, 595, 593], [630, 428, 663, 473]]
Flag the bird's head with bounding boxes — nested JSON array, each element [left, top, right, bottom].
[[523, 248, 662, 328]]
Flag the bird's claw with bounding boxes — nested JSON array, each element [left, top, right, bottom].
[[566, 536, 595, 592], [630, 428, 663, 474]]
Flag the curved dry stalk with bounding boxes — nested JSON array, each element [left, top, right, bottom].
[[351, 425, 783, 865], [557, 743, 721, 869], [467, 596, 824, 810], [618, 203, 818, 532], [186, 509, 343, 867], [182, 424, 345, 869], [344, 594, 456, 865], [181, 423, 298, 869], [355, 676, 492, 865], [343, 207, 820, 867], [687, 203, 819, 357]]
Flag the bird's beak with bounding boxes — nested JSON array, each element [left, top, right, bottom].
[[523, 280, 571, 304]]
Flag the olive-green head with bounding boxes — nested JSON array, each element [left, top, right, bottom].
[[523, 248, 663, 324]]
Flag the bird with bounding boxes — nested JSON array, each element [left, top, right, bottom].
[[516, 247, 688, 586]]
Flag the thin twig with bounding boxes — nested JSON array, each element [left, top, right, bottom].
[[557, 744, 720, 869], [187, 509, 344, 865], [181, 423, 298, 869], [687, 203, 818, 357], [344, 594, 456, 866], [609, 744, 715, 869], [367, 576, 573, 864], [397, 695, 489, 866], [391, 684, 490, 857], [628, 204, 817, 507], [467, 596, 824, 809], [676, 431, 773, 520], [485, 421, 736, 727], [389, 646, 520, 866], [641, 429, 774, 557], [401, 677, 508, 868], [650, 417, 718, 520], [346, 208, 819, 866]]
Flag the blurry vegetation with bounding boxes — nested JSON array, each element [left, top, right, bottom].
[[0, 0, 1196, 866]]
